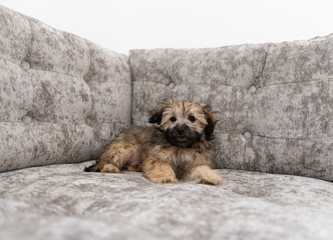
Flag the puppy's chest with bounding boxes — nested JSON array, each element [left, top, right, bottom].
[[158, 144, 204, 170], [173, 148, 197, 164], [171, 147, 201, 178], [148, 129, 208, 168]]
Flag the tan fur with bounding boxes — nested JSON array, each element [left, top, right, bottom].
[[85, 100, 222, 185], [142, 159, 179, 184], [186, 165, 222, 185]]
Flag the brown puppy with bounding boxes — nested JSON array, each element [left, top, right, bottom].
[[85, 100, 222, 185]]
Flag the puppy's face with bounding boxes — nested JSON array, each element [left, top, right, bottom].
[[149, 100, 217, 147]]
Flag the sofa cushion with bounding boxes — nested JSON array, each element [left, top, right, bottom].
[[0, 161, 332, 240], [129, 36, 333, 181], [0, 6, 131, 172]]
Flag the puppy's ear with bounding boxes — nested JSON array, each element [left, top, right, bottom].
[[203, 106, 217, 141], [148, 99, 173, 124], [148, 109, 163, 124]]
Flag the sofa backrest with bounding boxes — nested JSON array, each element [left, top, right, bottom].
[[130, 36, 333, 182], [1, 5, 333, 182], [0, 6, 132, 172]]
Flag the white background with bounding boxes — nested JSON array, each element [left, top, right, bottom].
[[1, 0, 333, 54]]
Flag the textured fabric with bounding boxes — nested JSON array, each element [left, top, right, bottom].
[[1, 5, 333, 240], [0, 161, 332, 240], [129, 36, 333, 181], [0, 6, 131, 172]]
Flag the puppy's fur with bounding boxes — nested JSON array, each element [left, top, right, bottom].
[[85, 100, 222, 185]]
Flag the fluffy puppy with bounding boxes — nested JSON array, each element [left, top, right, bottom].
[[85, 100, 222, 185]]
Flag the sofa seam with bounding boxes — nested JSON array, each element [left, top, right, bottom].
[[260, 78, 333, 88], [25, 16, 37, 163], [133, 80, 248, 89], [128, 56, 134, 125], [133, 77, 333, 89]]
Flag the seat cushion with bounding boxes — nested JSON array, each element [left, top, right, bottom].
[[0, 162, 332, 240]]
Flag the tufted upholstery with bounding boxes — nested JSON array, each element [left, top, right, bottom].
[[0, 6, 131, 172], [1, 3, 333, 182], [1, 4, 333, 182], [1, 5, 333, 240], [130, 39, 333, 182]]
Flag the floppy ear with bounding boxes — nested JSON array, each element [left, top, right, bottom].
[[148, 99, 173, 124], [205, 109, 217, 141], [148, 109, 163, 124]]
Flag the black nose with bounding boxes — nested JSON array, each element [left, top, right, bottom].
[[176, 125, 188, 136], [177, 129, 184, 135]]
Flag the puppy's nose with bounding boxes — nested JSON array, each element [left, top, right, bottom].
[[177, 129, 184, 135], [176, 125, 188, 135]]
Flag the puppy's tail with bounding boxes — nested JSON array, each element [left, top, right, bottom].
[[84, 161, 100, 172]]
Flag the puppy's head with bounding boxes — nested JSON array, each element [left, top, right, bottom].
[[149, 99, 217, 147]]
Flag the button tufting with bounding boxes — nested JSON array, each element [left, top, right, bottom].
[[85, 117, 92, 125], [168, 82, 175, 89], [21, 61, 30, 71], [249, 85, 257, 93], [244, 131, 252, 139], [22, 115, 32, 125]]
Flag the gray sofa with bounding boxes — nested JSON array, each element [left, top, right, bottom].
[[1, 5, 332, 240]]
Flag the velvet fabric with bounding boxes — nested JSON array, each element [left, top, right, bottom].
[[0, 6, 131, 172], [1, 161, 332, 240], [130, 37, 333, 181], [1, 5, 333, 240]]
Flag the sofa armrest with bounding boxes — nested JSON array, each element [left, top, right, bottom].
[[0, 5, 131, 172]]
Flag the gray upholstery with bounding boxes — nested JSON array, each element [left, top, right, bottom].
[[0, 6, 131, 172], [130, 39, 333, 181], [1, 161, 333, 240], [1, 5, 333, 240]]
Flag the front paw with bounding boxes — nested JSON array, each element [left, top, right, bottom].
[[147, 176, 179, 184], [101, 164, 120, 173], [143, 159, 179, 184], [196, 170, 222, 185], [189, 166, 223, 185]]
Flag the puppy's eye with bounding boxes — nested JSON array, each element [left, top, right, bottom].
[[189, 116, 196, 122], [170, 117, 177, 122]]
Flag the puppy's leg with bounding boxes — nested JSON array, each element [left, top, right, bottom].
[[85, 143, 138, 173], [142, 159, 179, 184], [187, 165, 222, 185]]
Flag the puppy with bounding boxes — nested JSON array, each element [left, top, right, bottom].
[[85, 100, 222, 185]]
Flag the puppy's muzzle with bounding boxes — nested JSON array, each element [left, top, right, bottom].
[[174, 125, 190, 137], [166, 124, 200, 147]]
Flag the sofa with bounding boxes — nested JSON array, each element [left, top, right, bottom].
[[0, 5, 332, 240]]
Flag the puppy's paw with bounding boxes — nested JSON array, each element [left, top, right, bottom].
[[148, 176, 179, 184], [126, 166, 141, 172], [196, 170, 222, 185], [101, 164, 120, 173], [189, 166, 222, 185], [143, 160, 179, 184]]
